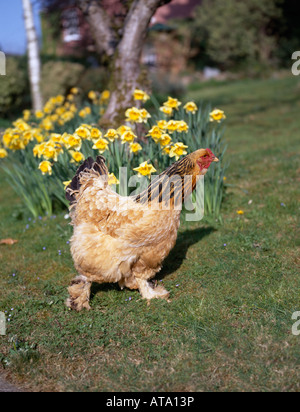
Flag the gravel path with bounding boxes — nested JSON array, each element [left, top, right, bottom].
[[0, 375, 22, 392]]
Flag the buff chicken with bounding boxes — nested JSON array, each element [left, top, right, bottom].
[[65, 148, 219, 311]]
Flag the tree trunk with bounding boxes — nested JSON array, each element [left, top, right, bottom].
[[78, 0, 172, 127], [22, 0, 43, 112], [77, 0, 117, 57], [101, 0, 172, 127]]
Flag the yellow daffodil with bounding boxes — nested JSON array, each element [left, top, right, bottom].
[[133, 88, 150, 102], [75, 126, 91, 140], [2, 130, 14, 147], [50, 133, 62, 144], [62, 133, 82, 151], [69, 150, 85, 163], [104, 129, 118, 142], [169, 142, 188, 161], [140, 108, 151, 122], [183, 101, 198, 114], [35, 110, 44, 119], [125, 107, 143, 123], [63, 180, 72, 190], [166, 120, 179, 133], [42, 142, 59, 162], [23, 110, 31, 121], [66, 94, 75, 101], [162, 146, 171, 155], [177, 120, 189, 133], [39, 160, 52, 175], [160, 106, 173, 116], [79, 107, 91, 118], [92, 138, 109, 153], [108, 173, 120, 185], [163, 96, 182, 110], [54, 95, 65, 105], [159, 133, 172, 147], [157, 120, 168, 130], [100, 90, 110, 102], [88, 91, 97, 101], [134, 161, 157, 177], [210, 109, 226, 122], [0, 148, 8, 158], [70, 87, 79, 95], [90, 128, 102, 141], [32, 129, 45, 143], [40, 117, 54, 131], [33, 142, 45, 158], [13, 119, 30, 132], [147, 126, 163, 143], [121, 130, 137, 144], [130, 142, 142, 153], [117, 125, 131, 136]]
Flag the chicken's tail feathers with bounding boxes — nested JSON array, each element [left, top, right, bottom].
[[66, 155, 108, 206]]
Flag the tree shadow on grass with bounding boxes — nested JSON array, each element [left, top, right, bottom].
[[90, 226, 215, 299]]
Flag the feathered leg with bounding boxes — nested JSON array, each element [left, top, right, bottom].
[[66, 275, 92, 311], [136, 278, 170, 301]]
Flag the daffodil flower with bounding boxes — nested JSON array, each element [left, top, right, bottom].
[[100, 90, 110, 103], [133, 161, 157, 177], [108, 173, 120, 185], [159, 134, 172, 147], [147, 126, 163, 143], [88, 91, 97, 101], [177, 121, 189, 133], [75, 126, 91, 140], [39, 161, 52, 175], [69, 150, 85, 163], [104, 129, 118, 142], [90, 128, 102, 141], [157, 120, 168, 130], [121, 130, 137, 144], [159, 106, 173, 116], [183, 101, 198, 114], [163, 96, 182, 110], [117, 125, 131, 136], [133, 88, 150, 102], [139, 108, 151, 122], [130, 142, 142, 154], [125, 107, 143, 123], [92, 138, 109, 154], [209, 109, 226, 122], [169, 142, 188, 161], [63, 180, 72, 190], [0, 148, 8, 158]]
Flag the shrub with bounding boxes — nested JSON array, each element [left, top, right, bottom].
[[0, 57, 29, 118], [41, 61, 85, 102]]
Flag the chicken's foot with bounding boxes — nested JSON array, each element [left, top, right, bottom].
[[66, 275, 92, 311], [137, 278, 170, 302]]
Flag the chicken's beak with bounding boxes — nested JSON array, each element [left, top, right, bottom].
[[213, 157, 219, 162]]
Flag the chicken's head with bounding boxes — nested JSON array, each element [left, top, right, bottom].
[[189, 148, 219, 176]]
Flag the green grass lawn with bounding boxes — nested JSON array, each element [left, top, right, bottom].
[[0, 74, 299, 391]]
